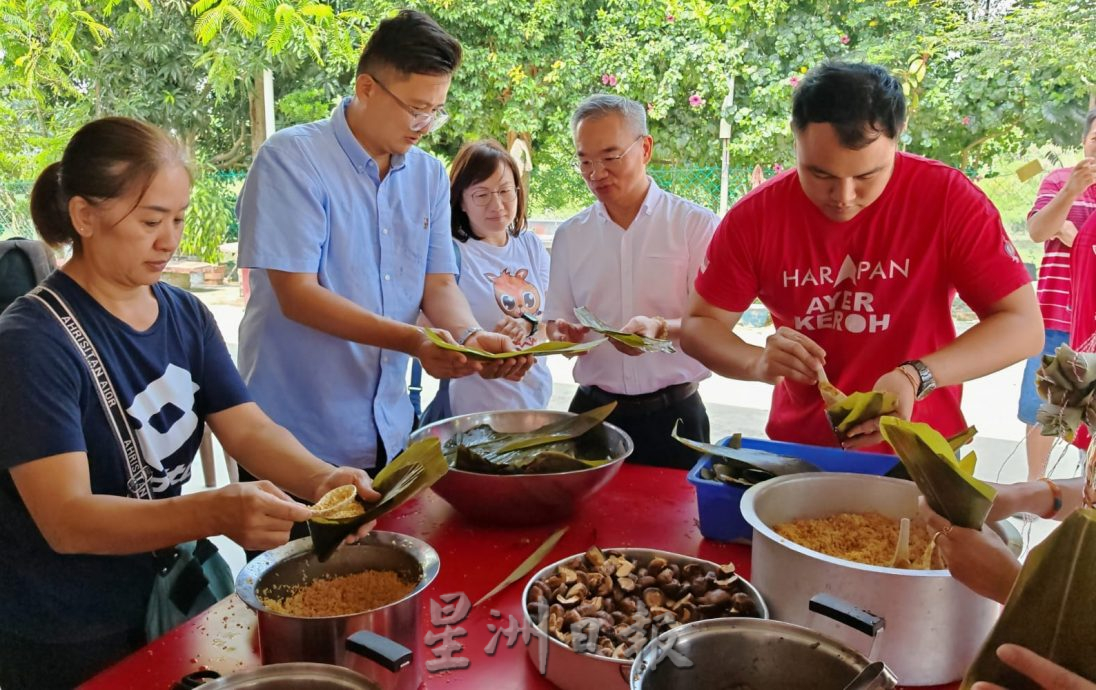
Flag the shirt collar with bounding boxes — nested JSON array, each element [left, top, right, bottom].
[[594, 177, 663, 223], [331, 97, 407, 177]]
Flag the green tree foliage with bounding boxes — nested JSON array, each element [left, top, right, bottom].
[[0, 0, 1092, 245]]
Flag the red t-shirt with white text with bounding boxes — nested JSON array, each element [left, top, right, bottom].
[[695, 152, 1031, 451]]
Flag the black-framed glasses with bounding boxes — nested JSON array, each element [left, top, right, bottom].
[[572, 136, 645, 176], [369, 74, 449, 134], [467, 187, 518, 207]]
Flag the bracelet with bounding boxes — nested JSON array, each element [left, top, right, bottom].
[[457, 325, 484, 346], [653, 315, 669, 340], [1038, 477, 1063, 519], [895, 365, 919, 396]]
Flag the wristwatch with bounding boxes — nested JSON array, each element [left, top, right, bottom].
[[520, 313, 540, 336], [901, 360, 937, 401]]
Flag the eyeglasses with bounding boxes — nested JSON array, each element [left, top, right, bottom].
[[369, 74, 449, 134], [467, 187, 518, 207], [572, 136, 645, 176]]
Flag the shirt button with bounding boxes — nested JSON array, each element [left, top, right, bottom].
[[384, 274, 391, 281], [382, 228, 390, 235]]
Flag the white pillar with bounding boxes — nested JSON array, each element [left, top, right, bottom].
[[718, 75, 736, 216]]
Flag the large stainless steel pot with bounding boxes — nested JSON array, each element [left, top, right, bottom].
[[521, 547, 769, 690], [235, 532, 439, 690], [629, 618, 898, 690], [173, 663, 380, 689], [741, 473, 1023, 686], [410, 409, 633, 525]]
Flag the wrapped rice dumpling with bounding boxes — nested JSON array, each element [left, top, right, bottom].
[[1035, 344, 1096, 441], [819, 381, 898, 442], [962, 509, 1096, 690], [878, 417, 995, 530], [308, 437, 449, 561]]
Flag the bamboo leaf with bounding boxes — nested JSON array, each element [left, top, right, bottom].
[[473, 526, 569, 607], [423, 327, 606, 359], [962, 510, 1096, 689], [488, 403, 617, 454], [672, 420, 820, 475], [879, 416, 996, 530], [947, 426, 978, 451], [309, 438, 449, 562], [819, 381, 898, 438], [573, 306, 676, 353]]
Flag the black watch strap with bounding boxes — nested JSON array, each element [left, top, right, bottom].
[[521, 312, 540, 336]]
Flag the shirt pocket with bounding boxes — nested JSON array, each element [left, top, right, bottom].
[[641, 252, 691, 312]]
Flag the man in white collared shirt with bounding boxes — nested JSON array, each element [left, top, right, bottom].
[[545, 95, 717, 468]]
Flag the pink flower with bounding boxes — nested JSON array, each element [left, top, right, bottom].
[[772, 163, 784, 173], [665, 14, 675, 22], [789, 76, 800, 87], [688, 93, 704, 107], [608, 74, 618, 87], [840, 34, 850, 45], [601, 73, 610, 85], [962, 116, 971, 126]]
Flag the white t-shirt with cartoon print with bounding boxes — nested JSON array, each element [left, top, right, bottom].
[[449, 231, 553, 415]]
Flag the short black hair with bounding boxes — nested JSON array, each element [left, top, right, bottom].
[[356, 10, 461, 78], [1085, 108, 1096, 139], [792, 61, 906, 149]]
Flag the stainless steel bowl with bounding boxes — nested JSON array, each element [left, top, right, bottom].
[[409, 409, 633, 525], [521, 547, 769, 690]]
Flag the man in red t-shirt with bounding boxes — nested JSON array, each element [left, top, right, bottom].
[[681, 61, 1042, 453]]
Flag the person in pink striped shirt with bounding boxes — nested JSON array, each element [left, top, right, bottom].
[[1018, 108, 1096, 479]]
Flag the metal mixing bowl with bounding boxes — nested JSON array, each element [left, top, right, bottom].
[[521, 547, 769, 690], [409, 409, 633, 525]]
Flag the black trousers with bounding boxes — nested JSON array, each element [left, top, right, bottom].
[[236, 434, 389, 561], [0, 626, 144, 689], [569, 383, 710, 470]]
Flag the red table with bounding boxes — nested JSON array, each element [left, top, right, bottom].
[[80, 465, 957, 690]]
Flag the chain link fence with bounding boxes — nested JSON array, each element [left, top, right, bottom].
[[0, 161, 1052, 263]]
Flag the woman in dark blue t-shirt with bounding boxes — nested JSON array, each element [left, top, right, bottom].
[[0, 117, 380, 689]]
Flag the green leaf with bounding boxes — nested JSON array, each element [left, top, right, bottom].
[[672, 420, 821, 476], [879, 416, 996, 530], [473, 526, 569, 607], [573, 306, 676, 354], [422, 327, 606, 359], [962, 510, 1096, 689]]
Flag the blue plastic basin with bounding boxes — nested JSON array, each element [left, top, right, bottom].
[[686, 437, 898, 543]]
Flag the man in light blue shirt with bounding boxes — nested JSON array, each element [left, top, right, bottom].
[[237, 10, 530, 472]]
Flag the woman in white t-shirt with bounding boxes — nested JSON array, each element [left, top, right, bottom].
[[444, 140, 553, 415]]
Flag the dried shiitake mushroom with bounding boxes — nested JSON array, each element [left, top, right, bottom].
[[527, 548, 761, 661]]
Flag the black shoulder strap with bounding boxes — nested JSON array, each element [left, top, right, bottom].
[[27, 285, 154, 499]]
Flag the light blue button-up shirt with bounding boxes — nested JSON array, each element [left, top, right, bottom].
[[237, 99, 456, 468]]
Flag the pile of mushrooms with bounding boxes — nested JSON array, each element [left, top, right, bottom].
[[527, 547, 760, 660]]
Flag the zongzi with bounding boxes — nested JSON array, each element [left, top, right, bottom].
[[308, 437, 449, 561], [819, 381, 898, 442], [962, 509, 1096, 690], [878, 416, 996, 530]]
